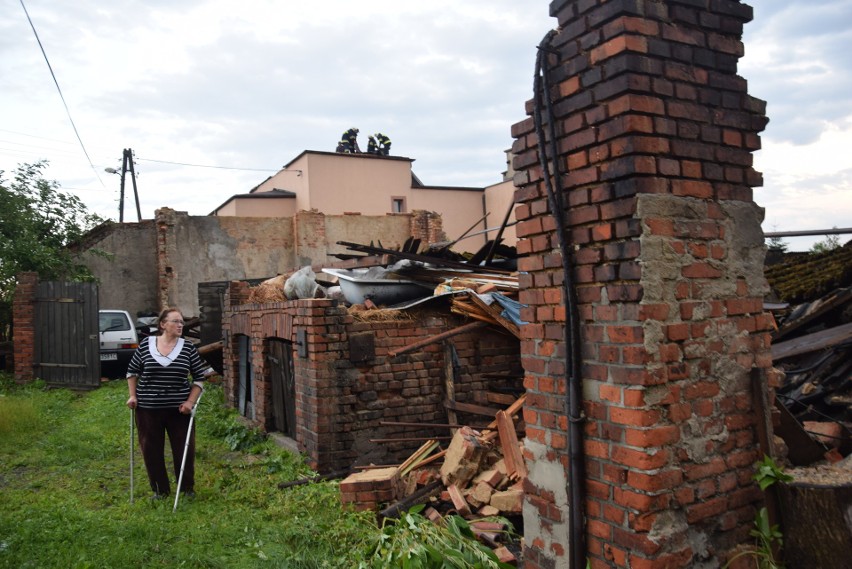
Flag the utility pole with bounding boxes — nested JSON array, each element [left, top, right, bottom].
[[120, 148, 142, 222], [107, 148, 142, 222]]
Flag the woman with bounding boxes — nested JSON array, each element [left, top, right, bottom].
[[126, 308, 216, 498]]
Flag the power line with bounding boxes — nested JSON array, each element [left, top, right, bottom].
[[19, 0, 105, 188], [135, 157, 279, 172]]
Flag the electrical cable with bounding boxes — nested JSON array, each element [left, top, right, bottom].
[[135, 157, 279, 172], [533, 29, 586, 569], [18, 0, 105, 188]]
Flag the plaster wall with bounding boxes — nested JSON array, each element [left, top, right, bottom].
[[483, 179, 518, 246], [78, 221, 159, 316], [227, 198, 298, 217], [76, 208, 432, 321], [408, 187, 486, 247]]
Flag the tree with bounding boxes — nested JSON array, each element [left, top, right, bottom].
[[767, 235, 788, 253], [0, 161, 105, 338], [810, 230, 841, 254]]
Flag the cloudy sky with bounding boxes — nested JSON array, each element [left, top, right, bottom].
[[1, 0, 850, 251]]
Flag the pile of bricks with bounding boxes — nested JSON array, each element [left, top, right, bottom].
[[339, 396, 527, 565], [338, 466, 405, 512]]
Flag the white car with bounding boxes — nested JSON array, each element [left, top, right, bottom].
[[99, 310, 139, 378]]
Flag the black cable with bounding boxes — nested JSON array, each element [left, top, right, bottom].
[[19, 0, 105, 188], [777, 392, 852, 437], [135, 157, 281, 173], [534, 29, 586, 569]]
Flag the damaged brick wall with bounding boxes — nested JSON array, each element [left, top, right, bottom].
[[513, 1, 772, 567], [222, 286, 522, 472]]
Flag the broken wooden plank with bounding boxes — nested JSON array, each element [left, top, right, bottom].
[[496, 410, 527, 480], [444, 342, 458, 431], [487, 391, 518, 406], [771, 321, 852, 361], [398, 439, 440, 477], [466, 292, 521, 338], [774, 287, 852, 342], [388, 321, 488, 358], [481, 394, 527, 442], [197, 340, 223, 355]]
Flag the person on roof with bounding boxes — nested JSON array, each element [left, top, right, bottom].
[[366, 135, 378, 155], [336, 127, 361, 153], [375, 132, 391, 156]]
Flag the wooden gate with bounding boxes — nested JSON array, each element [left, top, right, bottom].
[[267, 339, 296, 438], [34, 281, 99, 389]]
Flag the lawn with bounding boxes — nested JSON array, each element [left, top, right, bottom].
[[0, 376, 376, 568]]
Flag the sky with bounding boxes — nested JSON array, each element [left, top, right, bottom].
[[1, 0, 850, 251]]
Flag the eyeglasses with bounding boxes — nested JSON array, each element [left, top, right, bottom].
[[167, 319, 185, 325]]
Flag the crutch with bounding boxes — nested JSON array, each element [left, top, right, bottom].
[[173, 391, 202, 512], [130, 407, 135, 504]]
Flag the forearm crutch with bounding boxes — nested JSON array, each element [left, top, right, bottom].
[[130, 408, 135, 504], [173, 391, 202, 513]]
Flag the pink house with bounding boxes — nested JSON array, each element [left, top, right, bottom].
[[210, 150, 517, 249]]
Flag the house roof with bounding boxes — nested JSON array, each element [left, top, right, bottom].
[[282, 149, 414, 170], [209, 188, 296, 215], [765, 241, 852, 304]]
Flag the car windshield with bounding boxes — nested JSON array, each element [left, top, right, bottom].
[[99, 314, 130, 332]]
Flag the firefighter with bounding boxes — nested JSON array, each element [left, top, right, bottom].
[[367, 135, 378, 155], [336, 127, 361, 153], [375, 132, 391, 156]]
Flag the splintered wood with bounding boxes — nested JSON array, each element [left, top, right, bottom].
[[339, 394, 527, 565]]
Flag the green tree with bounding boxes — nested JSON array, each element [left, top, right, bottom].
[[0, 161, 105, 337], [810, 230, 841, 254], [767, 235, 788, 252]]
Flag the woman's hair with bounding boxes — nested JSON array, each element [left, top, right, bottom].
[[156, 307, 183, 335]]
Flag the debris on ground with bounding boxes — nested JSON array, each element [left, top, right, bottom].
[[339, 395, 527, 565]]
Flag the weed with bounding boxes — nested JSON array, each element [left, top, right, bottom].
[[724, 455, 789, 569]]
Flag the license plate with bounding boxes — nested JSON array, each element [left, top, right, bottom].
[[100, 353, 118, 361]]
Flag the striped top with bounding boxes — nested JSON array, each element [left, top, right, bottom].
[[127, 336, 214, 409]]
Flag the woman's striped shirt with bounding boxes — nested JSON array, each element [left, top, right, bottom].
[[126, 336, 214, 409]]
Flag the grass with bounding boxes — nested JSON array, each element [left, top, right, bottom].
[[0, 375, 378, 568]]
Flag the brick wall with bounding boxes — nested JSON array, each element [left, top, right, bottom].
[[514, 1, 772, 567], [12, 272, 38, 382], [222, 288, 522, 472]]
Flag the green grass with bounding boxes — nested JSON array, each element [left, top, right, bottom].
[[0, 376, 377, 568]]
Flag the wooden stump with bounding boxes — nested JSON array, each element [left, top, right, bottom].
[[777, 481, 852, 568]]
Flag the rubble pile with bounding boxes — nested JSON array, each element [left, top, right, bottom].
[[339, 396, 527, 565]]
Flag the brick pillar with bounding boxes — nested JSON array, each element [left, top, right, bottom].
[[409, 209, 445, 245], [12, 272, 38, 382], [294, 210, 328, 267], [291, 298, 348, 472], [514, 1, 771, 567], [155, 207, 179, 311]]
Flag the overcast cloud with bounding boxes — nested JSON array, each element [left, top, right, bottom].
[[1, 0, 850, 250]]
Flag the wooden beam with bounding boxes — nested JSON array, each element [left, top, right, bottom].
[[771, 321, 852, 361], [388, 321, 487, 358]]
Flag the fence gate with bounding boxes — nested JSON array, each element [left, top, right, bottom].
[[34, 281, 99, 389]]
